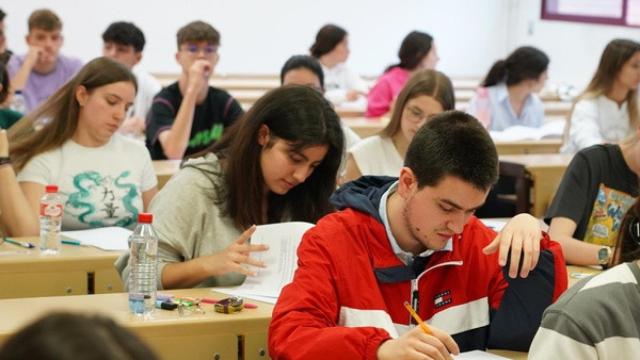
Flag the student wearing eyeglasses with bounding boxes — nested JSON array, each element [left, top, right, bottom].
[[530, 198, 640, 359], [342, 69, 454, 183], [145, 21, 243, 160]]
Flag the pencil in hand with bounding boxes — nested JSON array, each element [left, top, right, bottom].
[[403, 301, 432, 335]]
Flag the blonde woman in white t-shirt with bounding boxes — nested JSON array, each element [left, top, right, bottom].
[[342, 69, 455, 183], [563, 39, 640, 154], [0, 57, 157, 236]]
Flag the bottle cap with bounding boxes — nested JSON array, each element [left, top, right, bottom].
[[138, 213, 153, 224], [45, 185, 58, 193]]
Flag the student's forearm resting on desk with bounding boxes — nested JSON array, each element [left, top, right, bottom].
[[548, 217, 601, 265]]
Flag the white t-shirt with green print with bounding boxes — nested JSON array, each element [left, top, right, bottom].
[[18, 134, 157, 230]]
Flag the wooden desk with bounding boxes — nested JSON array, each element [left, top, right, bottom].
[[567, 265, 601, 287], [342, 117, 388, 138], [499, 154, 573, 217], [0, 289, 273, 360], [495, 139, 563, 155], [153, 160, 181, 190], [489, 349, 527, 359], [0, 238, 123, 299], [457, 100, 572, 116]]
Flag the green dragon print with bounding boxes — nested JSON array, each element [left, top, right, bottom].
[[66, 170, 139, 228]]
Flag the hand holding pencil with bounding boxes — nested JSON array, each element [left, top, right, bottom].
[[376, 302, 459, 360]]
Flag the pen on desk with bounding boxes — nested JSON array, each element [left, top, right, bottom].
[[403, 301, 432, 335], [4, 237, 35, 249], [61, 239, 81, 246]]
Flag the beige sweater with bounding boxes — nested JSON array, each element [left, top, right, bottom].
[[116, 153, 245, 289]]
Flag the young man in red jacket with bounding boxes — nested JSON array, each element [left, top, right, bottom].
[[269, 111, 567, 360]]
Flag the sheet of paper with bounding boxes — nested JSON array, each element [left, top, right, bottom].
[[61, 227, 132, 251], [490, 120, 564, 141], [480, 218, 508, 232], [216, 221, 314, 301], [454, 350, 511, 359]]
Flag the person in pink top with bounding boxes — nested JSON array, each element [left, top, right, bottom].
[[366, 31, 439, 118]]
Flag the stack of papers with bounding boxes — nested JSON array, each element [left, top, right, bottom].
[[61, 227, 132, 251], [490, 120, 564, 141]]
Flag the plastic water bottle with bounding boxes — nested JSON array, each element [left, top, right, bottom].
[[474, 87, 492, 129], [128, 213, 158, 316], [10, 90, 27, 114], [39, 185, 63, 255]]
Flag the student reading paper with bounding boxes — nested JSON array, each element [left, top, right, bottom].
[[117, 86, 344, 289], [269, 111, 567, 359]]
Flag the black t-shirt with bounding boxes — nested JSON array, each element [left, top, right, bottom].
[[145, 82, 243, 160], [545, 144, 638, 246]]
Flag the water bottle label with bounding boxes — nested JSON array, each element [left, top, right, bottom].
[[40, 203, 63, 217]]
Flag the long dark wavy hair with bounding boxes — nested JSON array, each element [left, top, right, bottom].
[[190, 85, 344, 229]]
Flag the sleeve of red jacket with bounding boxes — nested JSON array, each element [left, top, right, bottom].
[[486, 231, 568, 351], [269, 231, 391, 360]]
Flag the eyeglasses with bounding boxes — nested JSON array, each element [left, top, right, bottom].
[[404, 106, 431, 124], [182, 44, 218, 56]]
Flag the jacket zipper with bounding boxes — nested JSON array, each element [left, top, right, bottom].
[[409, 260, 463, 326]]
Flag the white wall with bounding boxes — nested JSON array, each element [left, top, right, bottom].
[[6, 0, 633, 89], [3, 0, 509, 78], [510, 0, 640, 89]]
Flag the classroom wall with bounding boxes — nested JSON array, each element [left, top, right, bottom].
[[4, 0, 636, 89], [510, 0, 640, 89], [3, 0, 509, 79]]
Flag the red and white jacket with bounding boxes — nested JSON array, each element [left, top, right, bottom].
[[269, 177, 567, 359]]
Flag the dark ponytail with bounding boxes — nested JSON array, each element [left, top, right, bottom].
[[481, 60, 507, 87], [310, 24, 347, 58], [384, 31, 433, 73], [481, 46, 549, 87]]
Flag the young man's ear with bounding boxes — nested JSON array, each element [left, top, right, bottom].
[[133, 52, 142, 67], [396, 167, 418, 199], [257, 124, 270, 147]]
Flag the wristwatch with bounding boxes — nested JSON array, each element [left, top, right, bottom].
[[597, 246, 612, 267], [0, 157, 11, 167]]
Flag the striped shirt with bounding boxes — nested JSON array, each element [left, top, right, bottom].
[[529, 262, 640, 359]]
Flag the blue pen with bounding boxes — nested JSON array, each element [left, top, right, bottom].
[[61, 239, 82, 246], [4, 237, 35, 249]]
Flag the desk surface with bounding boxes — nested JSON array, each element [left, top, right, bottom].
[[0, 289, 273, 360], [0, 238, 122, 270], [153, 160, 181, 190], [0, 289, 272, 337], [567, 264, 601, 287], [0, 238, 124, 298], [500, 153, 573, 169]]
